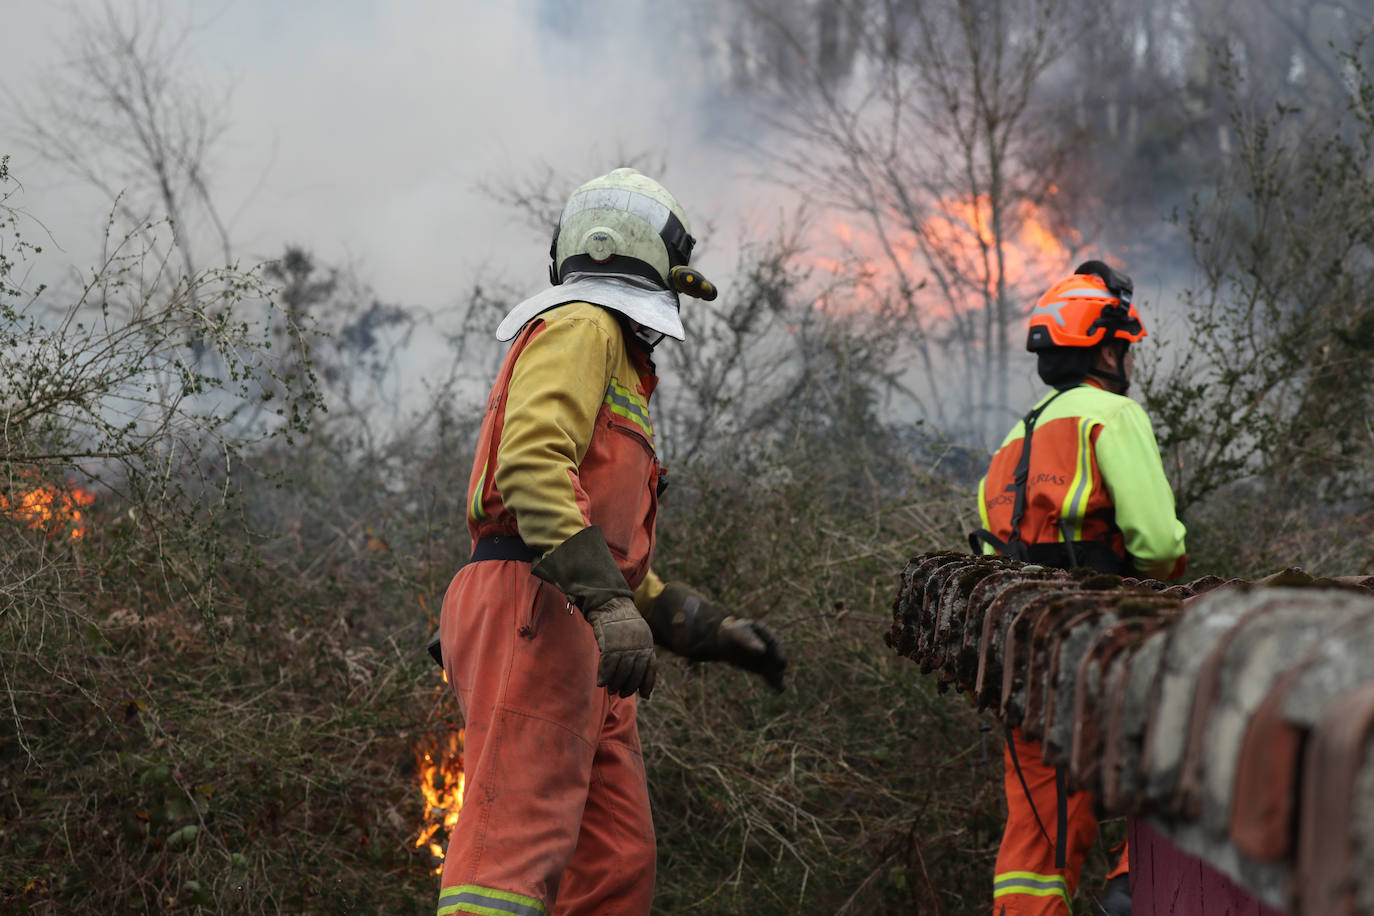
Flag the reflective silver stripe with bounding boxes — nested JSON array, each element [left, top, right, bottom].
[[992, 870, 1070, 906], [994, 875, 1066, 892], [1034, 288, 1116, 325], [436, 884, 547, 916], [605, 379, 653, 440], [1051, 288, 1117, 299], [606, 389, 651, 424], [562, 188, 671, 232]]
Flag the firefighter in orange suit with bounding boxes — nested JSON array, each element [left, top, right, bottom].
[[970, 261, 1187, 916], [434, 168, 788, 916]]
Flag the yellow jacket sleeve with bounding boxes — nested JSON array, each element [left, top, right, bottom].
[[634, 568, 666, 615], [495, 304, 620, 555], [1095, 399, 1188, 578]]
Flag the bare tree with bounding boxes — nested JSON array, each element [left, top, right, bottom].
[[1141, 43, 1374, 517], [720, 0, 1092, 442], [8, 0, 234, 285], [1035, 0, 1374, 261]]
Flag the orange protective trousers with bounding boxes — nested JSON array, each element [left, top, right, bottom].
[[994, 728, 1128, 915], [437, 560, 655, 916]]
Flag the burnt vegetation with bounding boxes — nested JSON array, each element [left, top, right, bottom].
[[4, 1, 1374, 914]]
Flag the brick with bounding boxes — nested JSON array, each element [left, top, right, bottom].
[[975, 580, 1077, 710], [887, 552, 967, 660], [955, 566, 1065, 693], [1097, 619, 1175, 813]]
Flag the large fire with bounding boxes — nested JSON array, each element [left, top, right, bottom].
[[812, 192, 1076, 314], [1, 481, 95, 540], [415, 727, 465, 873], [921, 193, 1074, 294]]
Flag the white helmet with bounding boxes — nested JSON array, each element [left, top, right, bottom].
[[495, 168, 719, 343], [549, 167, 696, 289]]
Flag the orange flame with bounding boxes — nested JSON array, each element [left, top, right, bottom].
[[1, 483, 95, 540], [920, 194, 1073, 296], [811, 193, 1076, 315], [415, 728, 465, 873]]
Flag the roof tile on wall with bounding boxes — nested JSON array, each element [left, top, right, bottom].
[[888, 553, 1374, 914]]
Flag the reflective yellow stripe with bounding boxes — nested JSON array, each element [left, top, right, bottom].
[[993, 870, 1070, 908], [1059, 417, 1097, 541], [469, 461, 489, 522], [604, 378, 653, 442], [437, 883, 547, 916], [976, 476, 993, 552], [607, 401, 652, 438]]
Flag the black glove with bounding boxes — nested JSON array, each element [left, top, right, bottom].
[[532, 526, 656, 699], [649, 582, 788, 692]]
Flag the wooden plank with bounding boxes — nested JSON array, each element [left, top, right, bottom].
[[1130, 819, 1288, 915]]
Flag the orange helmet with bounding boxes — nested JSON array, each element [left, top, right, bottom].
[[1026, 260, 1146, 351]]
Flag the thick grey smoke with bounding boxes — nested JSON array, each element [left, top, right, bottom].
[[0, 0, 776, 307], [6, 0, 1367, 452]]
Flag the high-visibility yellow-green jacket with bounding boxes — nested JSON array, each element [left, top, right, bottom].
[[976, 382, 1187, 580]]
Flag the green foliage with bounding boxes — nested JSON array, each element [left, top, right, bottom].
[[1141, 42, 1374, 577], [644, 435, 1002, 914], [0, 165, 324, 507], [0, 184, 1010, 913], [0, 509, 442, 912], [0, 164, 427, 912]]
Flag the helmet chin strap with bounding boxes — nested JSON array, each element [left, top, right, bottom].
[[1087, 338, 1131, 394], [633, 325, 666, 351], [1087, 366, 1130, 395]]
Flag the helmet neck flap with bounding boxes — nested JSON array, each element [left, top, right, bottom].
[[496, 167, 717, 342]]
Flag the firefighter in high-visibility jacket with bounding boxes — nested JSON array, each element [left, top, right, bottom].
[[970, 262, 1187, 916], [434, 168, 788, 916]]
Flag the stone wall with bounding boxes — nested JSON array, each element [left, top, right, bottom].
[[887, 553, 1374, 914]]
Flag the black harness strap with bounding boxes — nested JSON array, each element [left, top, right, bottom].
[[1004, 726, 1053, 848], [968, 527, 1017, 558], [1004, 389, 1068, 558], [991, 396, 1073, 875], [1057, 519, 1080, 569], [980, 392, 1105, 874], [969, 389, 1069, 561], [1003, 726, 1071, 871]]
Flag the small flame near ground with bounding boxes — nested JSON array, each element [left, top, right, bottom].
[[1, 482, 96, 540], [415, 728, 465, 874]]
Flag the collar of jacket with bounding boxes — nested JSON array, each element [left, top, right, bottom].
[[495, 273, 684, 343]]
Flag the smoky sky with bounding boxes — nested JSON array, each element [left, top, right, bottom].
[[0, 0, 776, 309], [7, 0, 1342, 449]]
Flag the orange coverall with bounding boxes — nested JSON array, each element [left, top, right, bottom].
[[977, 381, 1186, 914], [437, 301, 668, 916]]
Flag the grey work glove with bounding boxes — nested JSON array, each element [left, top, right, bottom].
[[532, 526, 656, 699], [649, 582, 788, 692], [584, 596, 657, 699]]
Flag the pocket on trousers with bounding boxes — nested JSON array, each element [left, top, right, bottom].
[[516, 579, 559, 639]]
